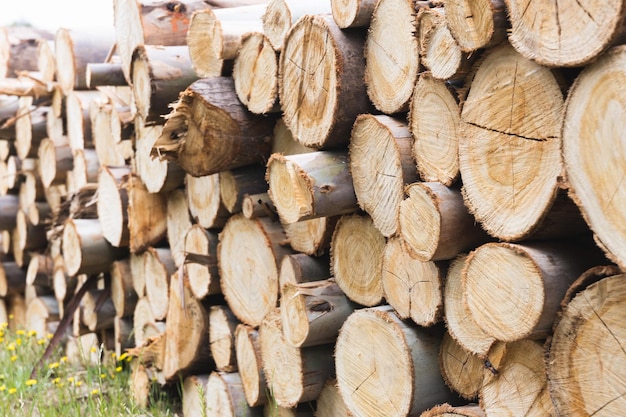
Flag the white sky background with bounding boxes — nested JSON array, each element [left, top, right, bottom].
[[0, 0, 114, 30]]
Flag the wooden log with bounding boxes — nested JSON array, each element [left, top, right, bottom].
[[15, 98, 47, 160], [162, 268, 213, 380], [135, 122, 185, 194], [0, 261, 27, 297], [153, 76, 276, 177], [182, 374, 210, 417], [26, 253, 53, 287], [66, 91, 100, 151], [144, 247, 176, 321], [127, 174, 168, 253], [166, 189, 193, 268], [232, 32, 280, 115], [270, 117, 315, 155], [86, 63, 127, 88], [363, 0, 419, 113], [459, 44, 566, 241], [209, 305, 240, 372], [111, 258, 137, 318], [409, 73, 460, 186], [0, 76, 52, 98], [65, 333, 100, 368], [184, 224, 220, 299], [218, 215, 293, 326], [439, 331, 484, 400], [335, 306, 458, 417], [266, 151, 358, 224], [82, 289, 116, 332], [61, 218, 128, 276], [421, 403, 485, 417], [349, 114, 418, 237], [259, 311, 335, 407], [331, 213, 385, 306], [219, 164, 267, 214], [279, 14, 370, 148], [206, 371, 263, 417], [480, 340, 555, 415], [445, 0, 507, 52], [505, 0, 626, 67], [38, 138, 73, 188], [54, 28, 115, 93], [131, 45, 199, 125], [316, 378, 351, 417], [262, 0, 332, 51], [283, 216, 336, 256], [279, 253, 330, 288], [235, 324, 268, 407], [547, 271, 626, 416], [562, 46, 626, 270], [52, 255, 71, 317], [398, 182, 491, 262], [36, 39, 56, 84], [90, 100, 133, 167], [186, 172, 230, 229], [463, 240, 607, 342], [280, 278, 355, 347], [132, 297, 164, 347], [242, 192, 277, 220], [97, 166, 131, 248], [113, 316, 134, 357], [0, 27, 49, 78], [187, 6, 265, 78], [330, 0, 377, 28], [130, 252, 145, 298], [0, 195, 19, 231], [15, 210, 47, 254], [382, 237, 444, 327], [263, 404, 315, 417], [25, 295, 59, 337], [71, 149, 100, 191]]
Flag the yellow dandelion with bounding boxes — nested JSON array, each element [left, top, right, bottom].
[[91, 389, 99, 395], [16, 330, 25, 336], [126, 356, 132, 363], [67, 377, 74, 383], [8, 388, 16, 394], [27, 330, 37, 338], [60, 356, 67, 363], [48, 362, 59, 369], [76, 381, 83, 387], [46, 334, 53, 340], [118, 352, 128, 361], [0, 337, 4, 343], [25, 379, 37, 386], [0, 374, 5, 380], [0, 385, 5, 391], [110, 374, 115, 380], [100, 373, 107, 379], [115, 366, 122, 373], [90, 346, 97, 353], [0, 322, 7, 329], [37, 339, 46, 345], [16, 338, 22, 346], [53, 377, 60, 384], [7, 343, 15, 351], [10, 355, 17, 362]]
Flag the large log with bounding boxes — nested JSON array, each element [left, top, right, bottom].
[[562, 45, 626, 270], [349, 114, 417, 237], [262, 0, 332, 51], [279, 14, 371, 148], [153, 76, 276, 177], [444, 0, 507, 52], [335, 306, 458, 417]]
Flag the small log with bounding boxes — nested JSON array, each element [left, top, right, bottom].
[[15, 210, 47, 253], [183, 375, 210, 417], [154, 76, 276, 177], [235, 324, 268, 407], [349, 114, 417, 237], [280, 279, 355, 347], [86, 63, 128, 87], [421, 403, 485, 417], [7, 293, 28, 330], [0, 261, 28, 297], [330, 0, 377, 28], [61, 218, 128, 276], [445, 0, 507, 52], [262, 0, 332, 51], [547, 271, 626, 416], [260, 311, 335, 407], [0, 76, 52, 98], [331, 213, 385, 306], [132, 297, 164, 348], [206, 371, 263, 417], [166, 189, 193, 268], [131, 45, 199, 124], [187, 6, 265, 78], [382, 237, 445, 327], [209, 305, 240, 372], [25, 295, 60, 337], [0, 195, 19, 231], [242, 192, 277, 220], [111, 258, 137, 318], [316, 378, 351, 417], [130, 252, 146, 298], [266, 151, 358, 224], [52, 255, 71, 317], [54, 28, 115, 93], [439, 331, 484, 400], [0, 27, 49, 78], [26, 253, 53, 287], [184, 224, 220, 299], [398, 182, 490, 262], [113, 316, 134, 357], [283, 217, 336, 256], [279, 14, 370, 148], [409, 73, 460, 186], [97, 166, 131, 248], [15, 98, 47, 160], [66, 91, 100, 151], [364, 0, 419, 113], [279, 253, 330, 288], [144, 247, 176, 321], [562, 46, 626, 270], [90, 100, 133, 167], [135, 122, 185, 193], [127, 174, 168, 253], [463, 240, 607, 342], [335, 306, 457, 417], [71, 149, 100, 190], [219, 164, 268, 214], [82, 289, 116, 332], [232, 32, 280, 115], [186, 172, 230, 229], [38, 138, 73, 188], [218, 215, 293, 326], [480, 340, 555, 415]]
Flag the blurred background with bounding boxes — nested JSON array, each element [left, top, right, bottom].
[[0, 0, 113, 29]]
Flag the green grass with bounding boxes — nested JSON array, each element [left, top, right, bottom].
[[0, 321, 179, 416]]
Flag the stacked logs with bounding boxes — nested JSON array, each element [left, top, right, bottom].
[[0, 0, 624, 416]]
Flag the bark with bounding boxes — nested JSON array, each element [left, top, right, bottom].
[[186, 172, 230, 230], [153, 77, 276, 177], [235, 324, 268, 407], [349, 114, 418, 236], [335, 306, 457, 417], [409, 73, 460, 186], [330, 0, 377, 28], [86, 63, 128, 87], [184, 224, 221, 299], [364, 0, 419, 113], [144, 247, 176, 321], [283, 216, 337, 256], [562, 45, 626, 270], [15, 209, 47, 252], [279, 14, 371, 148], [0, 261, 28, 297], [262, 0, 332, 51], [316, 379, 351, 417], [278, 253, 330, 289], [266, 151, 358, 224], [166, 189, 193, 268], [232, 32, 280, 115], [219, 164, 268, 214], [111, 258, 137, 318], [205, 371, 263, 417], [135, 122, 185, 194], [547, 272, 626, 416], [218, 215, 293, 327], [0, 194, 19, 231], [127, 174, 168, 253], [445, 0, 507, 52], [97, 166, 131, 248], [209, 305, 240, 372], [241, 192, 277, 220], [439, 331, 484, 400], [331, 213, 385, 306]]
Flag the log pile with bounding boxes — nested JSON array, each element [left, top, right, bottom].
[[0, 0, 625, 416]]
